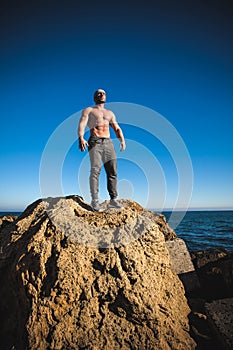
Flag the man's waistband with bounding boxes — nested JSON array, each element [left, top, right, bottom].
[[89, 136, 110, 141]]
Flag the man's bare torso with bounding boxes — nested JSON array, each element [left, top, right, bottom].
[[87, 106, 113, 138]]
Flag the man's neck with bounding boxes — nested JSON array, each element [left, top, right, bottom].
[[95, 103, 105, 109]]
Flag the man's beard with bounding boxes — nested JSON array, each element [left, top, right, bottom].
[[95, 99, 105, 104]]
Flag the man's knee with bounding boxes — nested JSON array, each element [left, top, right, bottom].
[[104, 160, 117, 175], [90, 166, 101, 177]]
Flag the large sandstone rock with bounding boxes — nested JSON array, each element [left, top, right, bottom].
[[166, 238, 200, 293], [0, 196, 196, 350]]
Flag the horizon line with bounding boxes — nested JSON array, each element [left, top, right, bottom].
[[1, 207, 233, 213]]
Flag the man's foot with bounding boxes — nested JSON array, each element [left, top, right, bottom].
[[108, 199, 123, 209], [91, 199, 100, 211]]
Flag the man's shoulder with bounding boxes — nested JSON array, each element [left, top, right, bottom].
[[82, 106, 94, 115]]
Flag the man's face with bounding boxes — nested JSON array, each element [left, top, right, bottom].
[[94, 90, 106, 104]]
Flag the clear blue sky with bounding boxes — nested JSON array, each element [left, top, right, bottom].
[[1, 0, 233, 211]]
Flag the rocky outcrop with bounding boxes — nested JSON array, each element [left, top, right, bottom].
[[205, 298, 233, 350], [0, 196, 195, 350], [166, 238, 200, 293], [191, 248, 233, 299], [186, 248, 233, 349], [0, 215, 18, 230]]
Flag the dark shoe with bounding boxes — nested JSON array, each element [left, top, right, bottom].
[[91, 200, 100, 211], [108, 199, 123, 209]]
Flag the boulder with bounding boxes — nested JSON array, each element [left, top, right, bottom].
[[0, 196, 196, 350], [191, 248, 233, 299], [205, 298, 233, 350], [0, 215, 18, 230], [191, 248, 230, 269], [166, 238, 200, 293]]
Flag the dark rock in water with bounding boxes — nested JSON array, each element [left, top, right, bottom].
[[191, 248, 230, 269], [191, 248, 233, 299], [205, 298, 233, 350], [0, 195, 195, 350], [0, 215, 18, 230]]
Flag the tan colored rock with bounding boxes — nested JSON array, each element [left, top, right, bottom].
[[166, 238, 200, 293], [0, 196, 196, 350]]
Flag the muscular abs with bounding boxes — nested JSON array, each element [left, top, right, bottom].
[[88, 108, 113, 138]]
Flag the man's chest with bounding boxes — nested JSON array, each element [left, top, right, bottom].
[[89, 110, 112, 124]]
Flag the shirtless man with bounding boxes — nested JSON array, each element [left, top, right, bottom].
[[78, 89, 126, 211]]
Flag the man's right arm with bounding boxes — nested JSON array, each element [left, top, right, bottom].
[[78, 108, 90, 151]]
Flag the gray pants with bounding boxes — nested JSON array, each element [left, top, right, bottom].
[[88, 136, 117, 200]]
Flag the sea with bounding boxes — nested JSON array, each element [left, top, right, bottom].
[[1, 210, 233, 253], [162, 210, 233, 253]]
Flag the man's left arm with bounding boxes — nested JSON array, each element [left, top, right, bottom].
[[109, 112, 126, 151]]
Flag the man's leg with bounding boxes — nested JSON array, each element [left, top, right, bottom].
[[103, 139, 118, 199], [104, 159, 118, 199], [103, 139, 122, 208], [88, 141, 102, 206], [104, 156, 123, 208]]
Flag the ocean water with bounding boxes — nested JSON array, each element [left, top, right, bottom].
[[0, 212, 22, 217], [1, 210, 233, 253], [162, 210, 233, 253]]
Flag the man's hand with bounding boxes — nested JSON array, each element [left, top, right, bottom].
[[79, 138, 89, 152], [120, 141, 126, 152]]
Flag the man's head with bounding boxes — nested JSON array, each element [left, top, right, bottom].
[[94, 89, 106, 104]]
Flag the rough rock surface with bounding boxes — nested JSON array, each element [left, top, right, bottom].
[[0, 196, 195, 350], [165, 238, 200, 293], [186, 248, 233, 349], [205, 298, 233, 350], [191, 248, 230, 269], [0, 215, 18, 230], [191, 248, 233, 299]]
